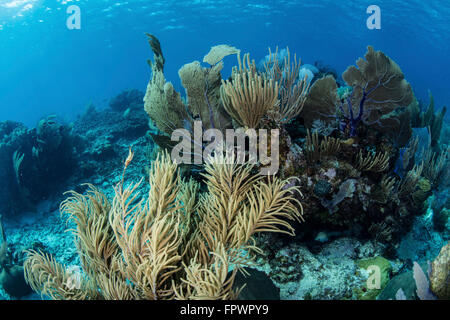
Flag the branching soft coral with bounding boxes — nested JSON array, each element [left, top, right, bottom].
[[302, 46, 413, 143], [221, 47, 310, 128], [144, 34, 232, 142], [23, 151, 303, 300], [263, 47, 311, 124]]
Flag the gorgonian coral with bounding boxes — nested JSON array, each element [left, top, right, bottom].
[[143, 34, 232, 140], [24, 151, 304, 300]]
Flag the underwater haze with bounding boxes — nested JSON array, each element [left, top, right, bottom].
[[1, 0, 450, 126]]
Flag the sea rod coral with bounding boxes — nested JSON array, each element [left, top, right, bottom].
[[23, 151, 304, 300]]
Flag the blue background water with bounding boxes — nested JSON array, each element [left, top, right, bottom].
[[0, 0, 449, 127]]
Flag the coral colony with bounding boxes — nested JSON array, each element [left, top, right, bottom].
[[0, 34, 448, 300]]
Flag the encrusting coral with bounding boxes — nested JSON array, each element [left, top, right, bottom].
[[23, 151, 304, 300]]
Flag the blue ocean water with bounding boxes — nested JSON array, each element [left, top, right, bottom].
[[1, 0, 449, 126]]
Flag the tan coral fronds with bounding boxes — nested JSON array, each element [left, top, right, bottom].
[[144, 70, 188, 135], [188, 153, 303, 264], [144, 35, 233, 137], [146, 151, 181, 220], [342, 46, 414, 124], [355, 150, 389, 172], [178, 60, 231, 131], [108, 182, 182, 299], [178, 178, 200, 218], [143, 35, 186, 135], [372, 175, 397, 204], [12, 150, 24, 185], [173, 244, 242, 300], [96, 268, 135, 300]]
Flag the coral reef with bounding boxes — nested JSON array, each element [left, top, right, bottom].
[[0, 117, 81, 216], [144, 34, 232, 147], [267, 46, 449, 248]]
